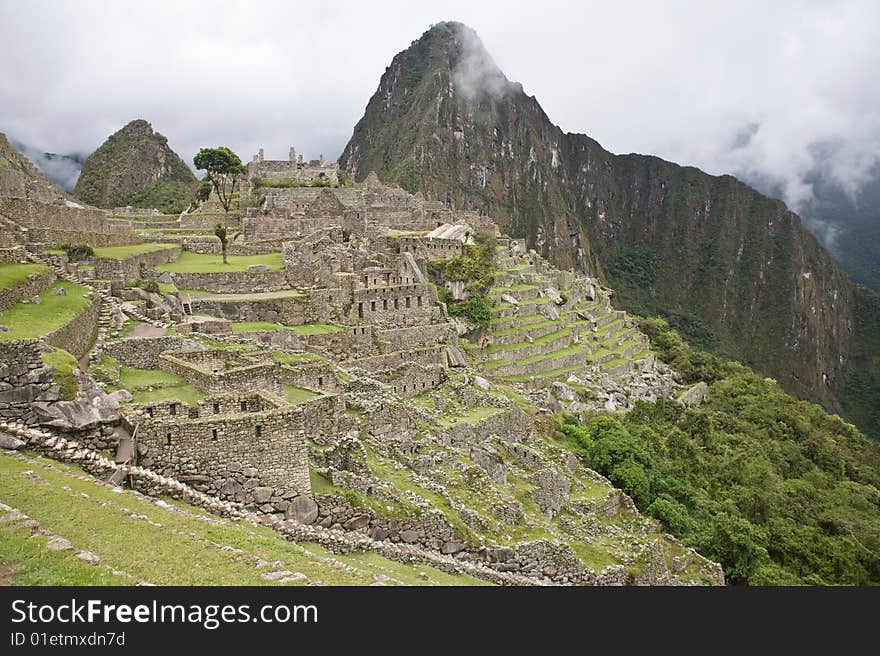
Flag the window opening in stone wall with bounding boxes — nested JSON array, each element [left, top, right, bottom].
[[165, 432, 172, 445], [255, 425, 262, 437], [169, 403, 177, 416], [213, 402, 220, 414], [240, 400, 247, 412], [211, 428, 218, 441]]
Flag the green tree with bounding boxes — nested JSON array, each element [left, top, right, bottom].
[[214, 223, 229, 264], [193, 147, 246, 213]]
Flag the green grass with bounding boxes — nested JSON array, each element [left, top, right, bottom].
[[283, 385, 321, 404], [0, 524, 128, 585], [92, 243, 174, 259], [0, 263, 49, 290], [364, 448, 472, 540], [41, 349, 80, 400], [120, 365, 187, 389], [517, 342, 587, 366], [0, 451, 484, 585], [0, 280, 91, 340], [232, 321, 289, 333], [290, 322, 343, 335], [116, 366, 204, 405], [131, 385, 204, 405], [484, 327, 571, 353], [156, 251, 283, 273]]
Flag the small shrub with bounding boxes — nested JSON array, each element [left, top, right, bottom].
[[342, 490, 361, 507], [59, 243, 94, 262], [448, 294, 491, 327], [135, 279, 160, 294]]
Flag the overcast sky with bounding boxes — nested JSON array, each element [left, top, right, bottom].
[[2, 0, 878, 215]]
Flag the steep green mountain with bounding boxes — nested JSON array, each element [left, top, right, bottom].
[[74, 119, 197, 212], [0, 132, 69, 202], [340, 22, 880, 438]]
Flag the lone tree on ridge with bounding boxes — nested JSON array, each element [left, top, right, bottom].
[[193, 147, 246, 213]]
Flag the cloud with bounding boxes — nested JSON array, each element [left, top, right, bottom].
[[451, 23, 511, 102], [1, 0, 878, 224], [10, 140, 83, 192]]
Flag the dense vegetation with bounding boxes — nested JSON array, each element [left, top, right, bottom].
[[122, 179, 196, 214], [429, 231, 496, 327], [556, 318, 880, 585], [74, 119, 196, 209], [59, 242, 94, 261]]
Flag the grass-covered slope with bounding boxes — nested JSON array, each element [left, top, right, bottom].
[[557, 318, 880, 585], [73, 119, 196, 212], [0, 280, 90, 341], [0, 450, 487, 586]]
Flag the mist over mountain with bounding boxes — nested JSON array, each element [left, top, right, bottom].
[[10, 139, 84, 192]]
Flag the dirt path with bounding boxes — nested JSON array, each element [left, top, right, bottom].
[[130, 323, 165, 338]]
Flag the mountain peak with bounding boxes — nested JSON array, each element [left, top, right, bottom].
[[417, 22, 511, 101], [73, 119, 195, 210]]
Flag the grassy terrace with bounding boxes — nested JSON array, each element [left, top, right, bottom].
[[92, 243, 174, 259], [283, 385, 322, 404], [272, 350, 323, 364], [484, 327, 572, 353], [0, 451, 484, 585], [0, 263, 49, 290], [489, 312, 544, 326], [0, 281, 90, 341], [232, 322, 343, 335], [115, 365, 204, 406], [156, 252, 283, 273]]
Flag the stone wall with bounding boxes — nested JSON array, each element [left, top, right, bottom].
[[0, 246, 27, 264], [105, 336, 205, 369], [159, 350, 281, 396], [165, 269, 288, 293], [26, 229, 136, 248], [277, 361, 342, 394], [128, 392, 345, 502], [92, 246, 180, 283], [45, 294, 100, 358], [377, 324, 455, 352], [349, 283, 443, 328], [189, 295, 318, 325], [378, 363, 447, 398], [0, 197, 136, 247], [439, 405, 534, 447], [0, 340, 57, 424], [348, 346, 446, 373], [0, 269, 55, 313], [398, 236, 465, 259]]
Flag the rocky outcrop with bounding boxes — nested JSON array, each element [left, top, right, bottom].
[[32, 373, 121, 431]]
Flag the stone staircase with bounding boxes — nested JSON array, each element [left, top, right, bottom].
[[22, 249, 166, 365]]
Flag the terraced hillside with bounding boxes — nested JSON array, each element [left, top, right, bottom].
[[455, 239, 673, 411], [0, 449, 487, 586]]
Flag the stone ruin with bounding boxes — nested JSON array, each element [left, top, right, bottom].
[[247, 145, 340, 187]]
